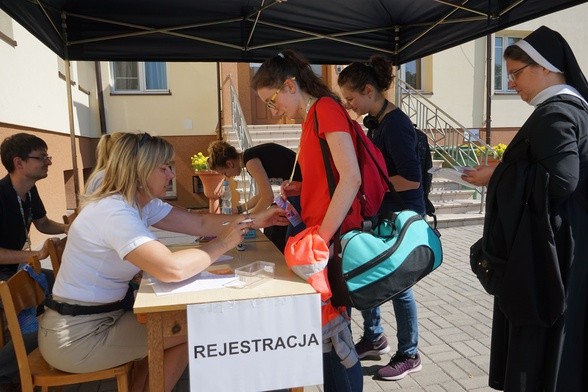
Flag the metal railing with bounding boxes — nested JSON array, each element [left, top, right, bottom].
[[397, 78, 498, 168], [397, 79, 499, 212], [225, 75, 257, 199]]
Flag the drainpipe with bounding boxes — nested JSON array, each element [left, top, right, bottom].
[[95, 61, 107, 134], [217, 62, 223, 141], [485, 34, 492, 145]]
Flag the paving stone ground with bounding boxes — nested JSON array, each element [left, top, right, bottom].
[[62, 224, 493, 392]]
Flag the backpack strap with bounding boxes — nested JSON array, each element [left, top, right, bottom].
[[19, 263, 50, 296], [314, 98, 406, 209], [314, 106, 343, 236], [313, 99, 398, 232]]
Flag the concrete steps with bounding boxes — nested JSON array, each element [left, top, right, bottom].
[[224, 125, 485, 227]]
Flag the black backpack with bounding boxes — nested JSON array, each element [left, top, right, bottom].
[[414, 125, 437, 228]]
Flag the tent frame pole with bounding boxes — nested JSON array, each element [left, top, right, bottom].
[[62, 12, 81, 206]]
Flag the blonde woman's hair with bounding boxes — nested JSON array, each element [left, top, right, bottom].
[[80, 132, 174, 209], [94, 132, 126, 171], [84, 132, 126, 194]]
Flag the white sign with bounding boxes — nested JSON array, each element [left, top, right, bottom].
[[187, 294, 323, 392], [465, 128, 480, 142]]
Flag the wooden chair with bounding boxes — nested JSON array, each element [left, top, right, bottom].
[[62, 210, 78, 225], [46, 237, 67, 276], [27, 254, 43, 274], [0, 301, 5, 349], [0, 269, 133, 392]]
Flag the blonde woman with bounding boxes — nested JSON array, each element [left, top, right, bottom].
[[84, 132, 125, 194], [38, 133, 287, 392]]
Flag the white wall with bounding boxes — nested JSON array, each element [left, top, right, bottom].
[[0, 12, 100, 137]]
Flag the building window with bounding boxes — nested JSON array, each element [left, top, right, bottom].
[[401, 59, 422, 90], [111, 61, 168, 93], [494, 35, 522, 92]]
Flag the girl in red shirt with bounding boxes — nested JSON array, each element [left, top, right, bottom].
[[251, 50, 363, 392]]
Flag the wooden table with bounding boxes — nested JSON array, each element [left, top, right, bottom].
[[134, 233, 317, 391]]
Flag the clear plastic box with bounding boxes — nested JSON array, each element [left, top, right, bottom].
[[234, 261, 275, 287]]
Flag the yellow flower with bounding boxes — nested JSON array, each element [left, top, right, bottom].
[[475, 143, 506, 159], [493, 143, 507, 159], [191, 152, 209, 171]]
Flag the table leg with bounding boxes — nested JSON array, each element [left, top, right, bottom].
[[146, 313, 165, 391]]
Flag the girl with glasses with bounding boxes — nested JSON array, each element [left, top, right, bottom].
[[252, 50, 364, 392]]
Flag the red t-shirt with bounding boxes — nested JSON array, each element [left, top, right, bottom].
[[299, 97, 363, 234]]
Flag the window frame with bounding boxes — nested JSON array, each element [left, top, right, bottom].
[[110, 61, 170, 94], [494, 34, 524, 93], [400, 59, 422, 91]]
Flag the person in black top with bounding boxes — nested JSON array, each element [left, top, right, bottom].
[[208, 141, 302, 252], [0, 133, 67, 390], [338, 56, 424, 382]]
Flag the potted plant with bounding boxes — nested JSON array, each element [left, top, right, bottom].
[[191, 152, 224, 213], [475, 143, 506, 166]]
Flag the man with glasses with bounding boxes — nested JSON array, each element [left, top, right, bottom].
[[0, 133, 66, 392]]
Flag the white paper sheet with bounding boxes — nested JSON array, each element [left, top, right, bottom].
[[150, 255, 236, 295], [428, 166, 480, 189]]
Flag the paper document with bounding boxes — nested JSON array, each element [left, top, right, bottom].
[[428, 167, 480, 189], [149, 255, 236, 295]]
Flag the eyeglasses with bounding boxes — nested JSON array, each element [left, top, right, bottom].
[[25, 155, 52, 163], [266, 77, 295, 109], [507, 64, 531, 82]]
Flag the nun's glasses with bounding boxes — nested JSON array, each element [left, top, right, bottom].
[[507, 64, 530, 82]]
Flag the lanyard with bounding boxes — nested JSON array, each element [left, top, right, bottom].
[[17, 191, 32, 251], [287, 97, 314, 184]]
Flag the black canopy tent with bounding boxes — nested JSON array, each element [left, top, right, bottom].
[[1, 0, 586, 197], [1, 0, 585, 64]]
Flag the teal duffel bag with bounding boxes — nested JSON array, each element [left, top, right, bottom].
[[339, 210, 443, 310]]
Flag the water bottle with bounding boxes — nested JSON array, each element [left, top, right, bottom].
[[273, 195, 302, 227], [221, 180, 232, 215]]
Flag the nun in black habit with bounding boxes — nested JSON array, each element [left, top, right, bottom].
[[462, 26, 588, 391]]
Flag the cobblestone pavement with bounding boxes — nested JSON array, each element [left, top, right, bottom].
[[63, 224, 493, 392]]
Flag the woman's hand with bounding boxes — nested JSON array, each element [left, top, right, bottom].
[[250, 206, 289, 228], [214, 216, 253, 249], [280, 180, 301, 198], [461, 165, 496, 187]]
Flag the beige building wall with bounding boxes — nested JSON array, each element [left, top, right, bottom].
[[99, 62, 219, 137]]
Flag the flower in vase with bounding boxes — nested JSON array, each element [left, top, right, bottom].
[[191, 152, 210, 171]]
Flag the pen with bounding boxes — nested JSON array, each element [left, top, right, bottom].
[[222, 218, 255, 226]]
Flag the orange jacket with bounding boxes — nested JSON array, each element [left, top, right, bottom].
[[284, 225, 347, 326]]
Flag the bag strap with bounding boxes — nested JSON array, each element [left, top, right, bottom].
[[314, 103, 376, 232], [20, 264, 50, 296], [313, 98, 405, 208]]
